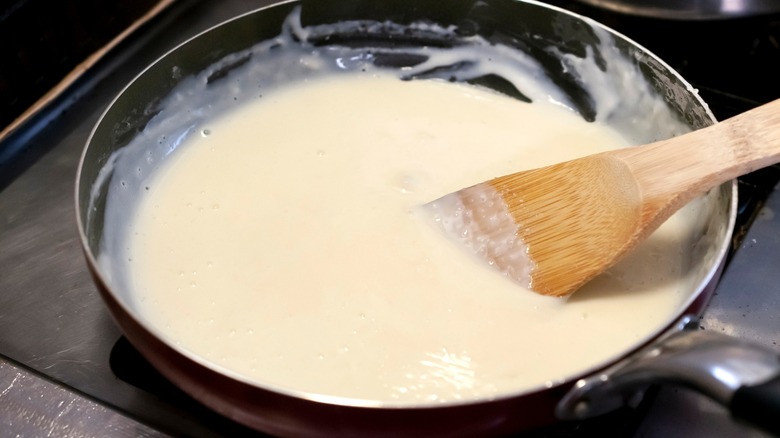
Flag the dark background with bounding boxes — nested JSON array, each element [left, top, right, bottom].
[[0, 0, 164, 131]]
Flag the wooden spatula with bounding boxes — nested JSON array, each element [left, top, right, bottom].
[[425, 98, 780, 297]]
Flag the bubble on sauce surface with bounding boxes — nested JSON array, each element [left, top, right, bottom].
[[391, 172, 427, 195]]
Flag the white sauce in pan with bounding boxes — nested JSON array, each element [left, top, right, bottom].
[[127, 74, 695, 403], [96, 8, 717, 405]]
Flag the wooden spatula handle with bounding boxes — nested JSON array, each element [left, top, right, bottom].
[[613, 98, 780, 211]]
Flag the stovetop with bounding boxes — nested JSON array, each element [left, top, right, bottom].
[[1, 1, 779, 436]]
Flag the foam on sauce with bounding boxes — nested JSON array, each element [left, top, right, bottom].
[[95, 8, 716, 405]]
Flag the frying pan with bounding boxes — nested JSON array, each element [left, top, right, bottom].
[[75, 0, 780, 435]]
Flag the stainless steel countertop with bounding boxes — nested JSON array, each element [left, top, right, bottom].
[[0, 357, 165, 437], [1, 0, 778, 436]]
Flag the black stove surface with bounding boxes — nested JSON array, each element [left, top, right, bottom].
[[1, 1, 779, 437]]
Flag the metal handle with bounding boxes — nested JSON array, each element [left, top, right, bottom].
[[556, 316, 780, 435]]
